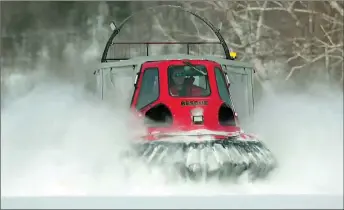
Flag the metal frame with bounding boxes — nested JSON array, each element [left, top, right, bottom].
[[95, 5, 256, 118], [95, 54, 253, 74], [101, 5, 231, 62]]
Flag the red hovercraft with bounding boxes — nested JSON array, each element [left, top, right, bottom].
[[94, 5, 277, 181]]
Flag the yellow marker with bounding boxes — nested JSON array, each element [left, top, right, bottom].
[[229, 51, 237, 59]]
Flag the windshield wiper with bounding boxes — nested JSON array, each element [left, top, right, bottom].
[[182, 60, 207, 76]]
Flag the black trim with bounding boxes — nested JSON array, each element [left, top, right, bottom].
[[101, 5, 230, 62], [218, 102, 236, 126], [129, 72, 140, 107], [144, 103, 173, 127]]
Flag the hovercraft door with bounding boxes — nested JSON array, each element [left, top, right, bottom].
[[221, 64, 254, 122], [94, 65, 137, 106]]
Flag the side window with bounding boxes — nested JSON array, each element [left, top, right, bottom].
[[136, 68, 159, 110], [215, 67, 232, 107]]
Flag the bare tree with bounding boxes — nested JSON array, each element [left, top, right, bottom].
[[1, 1, 343, 87], [171, 1, 343, 86], [101, 0, 343, 89]]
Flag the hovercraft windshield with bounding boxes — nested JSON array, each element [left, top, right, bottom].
[[168, 63, 211, 97]]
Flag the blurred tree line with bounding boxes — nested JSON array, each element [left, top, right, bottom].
[[1, 1, 132, 35], [146, 1, 343, 86], [1, 1, 136, 65], [1, 1, 343, 87]]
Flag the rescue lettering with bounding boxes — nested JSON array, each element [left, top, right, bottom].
[[181, 100, 208, 106]]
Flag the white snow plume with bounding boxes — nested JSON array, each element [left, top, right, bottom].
[[1, 73, 140, 196], [0, 34, 154, 195], [2, 64, 342, 196], [1, 29, 192, 196], [243, 84, 343, 195], [1, 68, 210, 196]]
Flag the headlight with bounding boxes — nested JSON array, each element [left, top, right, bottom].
[[192, 116, 204, 124], [191, 108, 204, 125]]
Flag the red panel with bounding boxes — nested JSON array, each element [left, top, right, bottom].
[[130, 59, 241, 140]]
